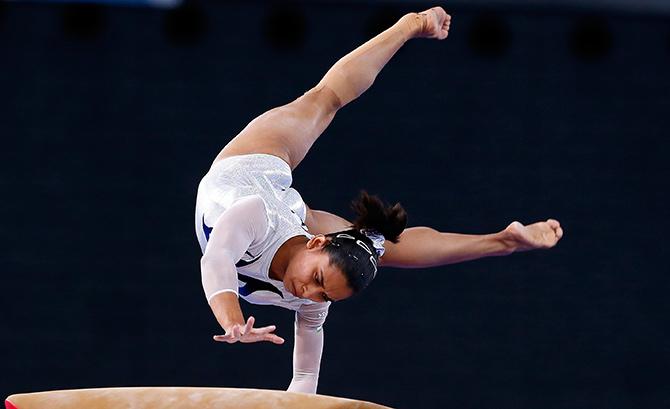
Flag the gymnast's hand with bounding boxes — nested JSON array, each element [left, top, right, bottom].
[[503, 219, 564, 252], [413, 6, 451, 40], [213, 316, 285, 345]]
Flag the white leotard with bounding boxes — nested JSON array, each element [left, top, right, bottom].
[[194, 153, 329, 393]]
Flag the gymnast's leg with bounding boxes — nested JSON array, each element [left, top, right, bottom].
[[214, 8, 451, 171]]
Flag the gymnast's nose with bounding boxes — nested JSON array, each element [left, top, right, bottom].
[[301, 284, 320, 301]]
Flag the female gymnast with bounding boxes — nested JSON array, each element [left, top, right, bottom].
[[194, 6, 563, 394]]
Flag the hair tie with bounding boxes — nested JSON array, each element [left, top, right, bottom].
[[360, 229, 386, 257]]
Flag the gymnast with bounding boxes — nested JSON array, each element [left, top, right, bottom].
[[194, 6, 563, 394]]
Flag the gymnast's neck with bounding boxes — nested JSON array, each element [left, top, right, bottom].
[[269, 236, 309, 281]]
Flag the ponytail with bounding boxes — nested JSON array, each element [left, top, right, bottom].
[[350, 190, 407, 243], [322, 191, 408, 294]]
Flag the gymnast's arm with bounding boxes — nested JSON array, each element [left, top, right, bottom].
[[304, 206, 564, 268], [202, 195, 284, 344], [287, 302, 330, 394]]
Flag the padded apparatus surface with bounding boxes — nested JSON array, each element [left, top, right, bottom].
[[5, 387, 393, 409]]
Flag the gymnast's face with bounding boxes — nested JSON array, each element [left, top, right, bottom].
[[284, 236, 354, 303]]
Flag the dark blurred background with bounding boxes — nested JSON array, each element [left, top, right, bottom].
[[1, 0, 668, 408]]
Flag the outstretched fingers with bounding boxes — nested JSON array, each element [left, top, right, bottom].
[[260, 332, 285, 345], [249, 324, 285, 344], [213, 331, 237, 343], [212, 323, 243, 343], [212, 318, 284, 345], [254, 324, 277, 333], [243, 316, 255, 336]]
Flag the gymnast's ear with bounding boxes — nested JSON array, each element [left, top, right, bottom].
[[306, 234, 328, 250]]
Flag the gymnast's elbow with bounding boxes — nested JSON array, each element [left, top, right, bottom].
[[200, 255, 232, 282], [199, 254, 215, 274], [200, 246, 234, 269], [199, 252, 232, 285]]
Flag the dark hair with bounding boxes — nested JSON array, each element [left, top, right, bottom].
[[323, 190, 407, 294]]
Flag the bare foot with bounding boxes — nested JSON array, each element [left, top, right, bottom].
[[403, 7, 451, 40], [503, 219, 564, 252]]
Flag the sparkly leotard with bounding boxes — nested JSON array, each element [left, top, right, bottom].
[[194, 153, 329, 394]]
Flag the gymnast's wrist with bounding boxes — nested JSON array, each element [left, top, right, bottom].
[[210, 291, 246, 331]]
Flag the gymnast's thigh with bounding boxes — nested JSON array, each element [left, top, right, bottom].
[[214, 134, 292, 168], [213, 86, 339, 171]]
